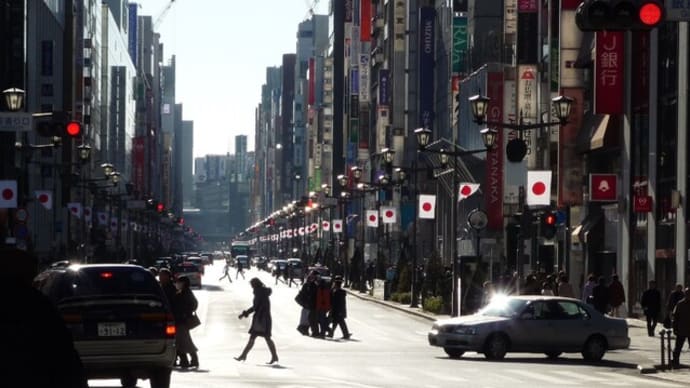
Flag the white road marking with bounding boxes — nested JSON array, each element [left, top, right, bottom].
[[595, 372, 684, 387], [505, 369, 573, 385], [552, 370, 609, 382]]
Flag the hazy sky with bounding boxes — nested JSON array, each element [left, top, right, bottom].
[[137, 0, 329, 158]]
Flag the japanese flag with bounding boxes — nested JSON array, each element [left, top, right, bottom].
[[83, 207, 92, 222], [322, 220, 331, 231], [67, 202, 82, 218], [0, 180, 18, 209], [366, 210, 379, 227], [458, 183, 480, 202], [527, 170, 552, 206], [98, 212, 108, 225], [333, 219, 343, 233], [110, 217, 118, 229], [35, 190, 52, 210], [418, 194, 436, 219], [381, 206, 397, 224]]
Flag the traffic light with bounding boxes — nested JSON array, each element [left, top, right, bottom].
[[541, 211, 558, 240], [34, 111, 67, 137], [65, 121, 82, 138], [156, 202, 165, 213], [576, 0, 665, 31]]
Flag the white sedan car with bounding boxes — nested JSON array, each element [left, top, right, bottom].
[[428, 295, 630, 361]]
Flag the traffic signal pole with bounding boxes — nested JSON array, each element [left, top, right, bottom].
[[675, 22, 688, 287]]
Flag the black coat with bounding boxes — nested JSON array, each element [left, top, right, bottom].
[[173, 287, 198, 323], [641, 288, 662, 316], [244, 286, 273, 337], [2, 283, 88, 388], [160, 281, 177, 309], [330, 287, 347, 319], [296, 281, 317, 310], [592, 284, 609, 314]]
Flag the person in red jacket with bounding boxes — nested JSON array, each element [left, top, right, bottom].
[[314, 276, 332, 338]]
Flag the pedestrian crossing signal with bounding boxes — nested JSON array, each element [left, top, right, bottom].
[[66, 121, 81, 137], [541, 211, 557, 240]]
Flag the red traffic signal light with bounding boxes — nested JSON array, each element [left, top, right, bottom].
[[638, 1, 664, 28], [66, 121, 82, 137], [156, 202, 164, 213], [541, 211, 558, 239]]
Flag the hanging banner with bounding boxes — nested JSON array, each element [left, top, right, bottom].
[[595, 31, 624, 114], [418, 7, 435, 129], [452, 16, 468, 75]]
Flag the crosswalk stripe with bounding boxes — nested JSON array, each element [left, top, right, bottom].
[[595, 372, 683, 387], [505, 369, 572, 385], [366, 366, 410, 381], [418, 370, 468, 383], [552, 370, 609, 382]]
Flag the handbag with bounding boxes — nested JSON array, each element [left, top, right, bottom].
[[187, 312, 201, 329]]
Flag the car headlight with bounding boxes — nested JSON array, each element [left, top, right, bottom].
[[452, 326, 478, 335]]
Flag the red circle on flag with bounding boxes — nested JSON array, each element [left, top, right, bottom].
[[532, 182, 546, 195], [334, 224, 341, 229], [460, 185, 472, 196], [422, 203, 432, 211], [2, 188, 14, 200], [84, 209, 91, 216], [38, 194, 48, 203], [385, 210, 394, 218], [70, 207, 78, 213], [369, 215, 377, 222], [323, 222, 328, 227]]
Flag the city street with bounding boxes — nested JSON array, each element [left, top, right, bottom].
[[86, 263, 688, 388]]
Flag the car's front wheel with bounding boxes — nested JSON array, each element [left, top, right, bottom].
[[150, 368, 172, 388], [121, 376, 137, 388], [581, 335, 607, 361], [545, 351, 562, 359], [484, 334, 509, 360], [443, 348, 464, 359]]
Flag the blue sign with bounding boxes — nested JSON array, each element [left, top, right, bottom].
[[128, 3, 138, 65], [556, 210, 567, 225]]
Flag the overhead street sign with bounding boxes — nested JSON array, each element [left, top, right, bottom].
[[0, 112, 33, 132], [667, 2, 690, 21]]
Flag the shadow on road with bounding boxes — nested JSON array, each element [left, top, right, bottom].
[[201, 284, 225, 291], [435, 354, 639, 369]]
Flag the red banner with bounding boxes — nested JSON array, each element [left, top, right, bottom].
[[634, 195, 652, 213], [558, 87, 585, 207], [595, 31, 624, 114], [561, 0, 582, 10], [132, 136, 145, 194], [360, 0, 371, 42], [308, 58, 315, 106], [485, 72, 504, 230]]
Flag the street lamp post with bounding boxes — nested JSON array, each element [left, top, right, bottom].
[[413, 127, 498, 316], [468, 93, 573, 289]]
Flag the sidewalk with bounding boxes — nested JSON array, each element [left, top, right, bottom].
[[344, 287, 690, 383]]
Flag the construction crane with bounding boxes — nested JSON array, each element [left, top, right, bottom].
[[154, 0, 177, 30], [303, 0, 320, 20]]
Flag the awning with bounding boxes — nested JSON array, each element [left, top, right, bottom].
[[576, 111, 618, 153], [572, 212, 603, 244]]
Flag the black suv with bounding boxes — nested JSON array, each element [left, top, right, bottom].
[[35, 264, 176, 388]]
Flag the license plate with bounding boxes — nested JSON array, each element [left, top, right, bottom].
[[97, 322, 126, 337]]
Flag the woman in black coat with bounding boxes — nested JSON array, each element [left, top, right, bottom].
[[235, 277, 279, 364], [173, 276, 199, 368]]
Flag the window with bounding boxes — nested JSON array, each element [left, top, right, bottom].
[[41, 41, 54, 76], [556, 301, 590, 320]]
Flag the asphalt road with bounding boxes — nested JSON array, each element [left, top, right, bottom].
[[88, 263, 685, 388]]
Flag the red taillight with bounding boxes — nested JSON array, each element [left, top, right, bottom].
[[100, 272, 113, 279], [62, 313, 82, 323], [166, 324, 176, 336]]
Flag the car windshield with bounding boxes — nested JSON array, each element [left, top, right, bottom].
[[55, 267, 161, 301], [478, 296, 527, 318], [175, 265, 199, 273]]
